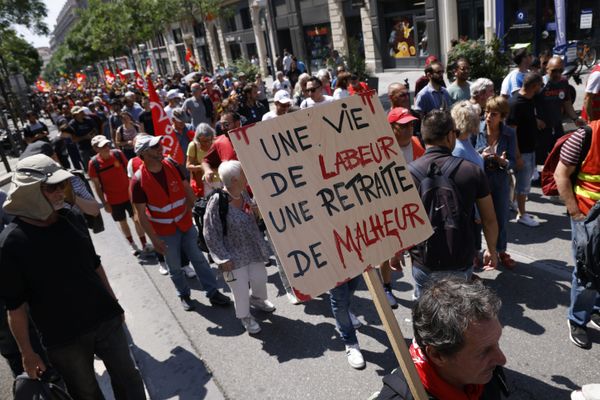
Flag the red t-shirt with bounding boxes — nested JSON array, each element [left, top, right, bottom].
[[88, 150, 130, 205], [203, 135, 237, 169], [348, 82, 370, 95]]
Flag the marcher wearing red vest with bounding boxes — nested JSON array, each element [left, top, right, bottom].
[[130, 135, 231, 311], [347, 74, 370, 96], [89, 136, 149, 256], [582, 64, 600, 122], [554, 120, 600, 349], [381, 107, 425, 309]]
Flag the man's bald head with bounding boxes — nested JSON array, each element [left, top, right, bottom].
[[388, 82, 410, 108], [546, 56, 565, 82]]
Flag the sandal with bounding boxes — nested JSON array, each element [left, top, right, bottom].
[[499, 252, 517, 269]]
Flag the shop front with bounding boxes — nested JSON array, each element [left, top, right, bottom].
[[499, 0, 600, 55], [304, 23, 332, 71], [378, 0, 429, 68]]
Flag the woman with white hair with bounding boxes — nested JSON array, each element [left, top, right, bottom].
[[469, 78, 494, 117], [293, 73, 310, 107], [317, 69, 332, 96], [187, 123, 218, 197], [203, 160, 274, 334]]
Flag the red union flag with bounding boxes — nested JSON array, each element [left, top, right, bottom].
[[185, 47, 198, 70], [134, 71, 147, 92], [104, 69, 116, 86], [146, 76, 184, 164], [75, 72, 86, 87], [35, 77, 50, 92]]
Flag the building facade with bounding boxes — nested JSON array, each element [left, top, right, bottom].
[[99, 0, 597, 77], [49, 0, 88, 52]]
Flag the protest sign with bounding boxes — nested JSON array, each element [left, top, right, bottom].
[[229, 91, 432, 300]]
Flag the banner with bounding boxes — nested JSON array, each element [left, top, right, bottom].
[[104, 69, 116, 87], [229, 92, 433, 299], [146, 76, 184, 164], [35, 77, 51, 92], [134, 71, 147, 92], [185, 47, 198, 71], [116, 67, 126, 82], [75, 72, 86, 88], [555, 0, 566, 49]]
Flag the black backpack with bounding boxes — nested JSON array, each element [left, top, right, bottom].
[[408, 157, 472, 270], [574, 201, 600, 291], [13, 373, 73, 400], [192, 189, 229, 253]]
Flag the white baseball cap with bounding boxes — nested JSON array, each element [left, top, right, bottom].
[[167, 89, 184, 100], [274, 90, 292, 104]]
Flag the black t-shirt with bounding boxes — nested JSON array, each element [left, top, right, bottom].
[[68, 117, 97, 150], [409, 147, 491, 265], [23, 121, 48, 140], [138, 110, 155, 135], [506, 94, 538, 153], [539, 77, 570, 127], [238, 102, 267, 124], [0, 209, 123, 349]]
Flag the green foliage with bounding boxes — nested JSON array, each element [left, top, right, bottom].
[[0, 0, 48, 35], [345, 37, 372, 80], [229, 58, 258, 81], [447, 38, 511, 92], [0, 29, 42, 84]]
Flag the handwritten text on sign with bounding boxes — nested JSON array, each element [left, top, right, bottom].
[[230, 92, 432, 299]]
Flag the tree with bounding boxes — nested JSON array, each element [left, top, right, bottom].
[[0, 29, 42, 84], [0, 0, 48, 35]]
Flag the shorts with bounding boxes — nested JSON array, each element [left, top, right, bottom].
[[515, 152, 536, 195], [110, 201, 134, 222]]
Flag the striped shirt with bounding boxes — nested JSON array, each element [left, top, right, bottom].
[[559, 128, 587, 166]]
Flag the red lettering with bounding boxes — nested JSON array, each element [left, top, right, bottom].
[[333, 227, 363, 269], [378, 136, 398, 159], [319, 154, 338, 179], [402, 203, 425, 228]]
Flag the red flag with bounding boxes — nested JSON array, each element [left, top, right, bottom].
[[75, 72, 86, 87], [147, 76, 184, 164], [134, 71, 147, 92], [104, 69, 116, 86], [116, 67, 126, 82], [35, 77, 50, 92], [145, 59, 153, 76], [185, 48, 198, 70]]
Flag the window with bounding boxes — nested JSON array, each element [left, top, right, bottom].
[[193, 23, 204, 38], [240, 7, 252, 30], [172, 28, 183, 44], [224, 15, 237, 32], [152, 33, 165, 48]]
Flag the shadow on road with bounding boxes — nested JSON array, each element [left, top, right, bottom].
[[484, 260, 571, 336], [505, 367, 573, 399], [132, 344, 213, 400]]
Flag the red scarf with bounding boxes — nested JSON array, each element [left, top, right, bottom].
[[410, 343, 485, 400]]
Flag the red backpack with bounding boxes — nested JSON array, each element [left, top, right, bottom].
[[541, 126, 592, 196]]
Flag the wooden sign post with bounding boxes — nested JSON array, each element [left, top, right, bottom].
[[229, 91, 432, 399]]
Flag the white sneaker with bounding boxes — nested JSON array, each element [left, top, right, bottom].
[[250, 296, 276, 312], [517, 213, 540, 227], [158, 261, 169, 275], [349, 311, 362, 329], [345, 344, 365, 369], [241, 316, 261, 334], [182, 265, 196, 278]]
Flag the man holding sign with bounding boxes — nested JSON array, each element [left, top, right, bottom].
[[228, 91, 433, 370]]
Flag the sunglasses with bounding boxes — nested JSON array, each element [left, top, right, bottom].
[[41, 181, 68, 194], [307, 86, 321, 93]]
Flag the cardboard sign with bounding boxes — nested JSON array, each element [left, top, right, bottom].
[[230, 92, 432, 299]]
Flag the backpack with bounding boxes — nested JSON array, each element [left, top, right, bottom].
[[574, 201, 600, 291], [192, 189, 229, 253], [91, 149, 128, 181], [541, 126, 592, 196], [13, 373, 73, 400], [408, 157, 472, 270]]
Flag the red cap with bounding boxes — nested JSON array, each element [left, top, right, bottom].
[[425, 55, 439, 67], [388, 107, 418, 125]]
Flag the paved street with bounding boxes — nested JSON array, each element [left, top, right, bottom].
[[0, 70, 597, 399]]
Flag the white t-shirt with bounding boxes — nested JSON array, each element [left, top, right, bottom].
[[500, 69, 524, 97], [300, 95, 334, 109], [262, 110, 279, 121], [333, 88, 350, 99], [272, 79, 291, 94], [283, 55, 292, 71], [400, 142, 414, 163], [585, 70, 600, 94]]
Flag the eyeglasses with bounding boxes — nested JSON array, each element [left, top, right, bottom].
[[41, 181, 68, 194], [307, 86, 321, 93]]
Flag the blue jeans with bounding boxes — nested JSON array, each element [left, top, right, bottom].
[[412, 265, 473, 299], [46, 316, 145, 400], [159, 226, 217, 298], [515, 152, 536, 195], [329, 277, 361, 346], [487, 170, 510, 252], [568, 218, 600, 326]]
